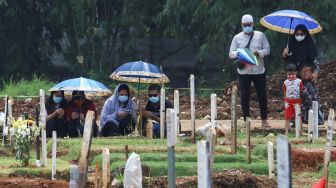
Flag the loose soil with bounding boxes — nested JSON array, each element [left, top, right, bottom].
[[291, 147, 336, 172], [0, 177, 68, 188], [144, 169, 276, 188]]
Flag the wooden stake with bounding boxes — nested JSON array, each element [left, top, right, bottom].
[[174, 90, 180, 142], [160, 88, 166, 139], [102, 148, 110, 188], [294, 104, 301, 138], [125, 145, 129, 161], [206, 127, 216, 174], [78, 111, 94, 188], [267, 142, 275, 178], [190, 74, 196, 144], [146, 120, 153, 139], [41, 130, 47, 167], [231, 85, 238, 154], [197, 140, 211, 188], [312, 101, 319, 140], [246, 117, 251, 164], [210, 93, 217, 129], [52, 131, 57, 180], [94, 163, 99, 188], [276, 135, 292, 188], [323, 109, 334, 187]]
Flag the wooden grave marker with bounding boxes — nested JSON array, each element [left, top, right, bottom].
[[102, 148, 110, 188], [166, 108, 176, 188], [197, 140, 211, 188], [267, 142, 275, 178], [231, 85, 238, 154], [190, 74, 196, 144], [78, 111, 94, 188], [52, 131, 57, 180], [160, 88, 166, 139]]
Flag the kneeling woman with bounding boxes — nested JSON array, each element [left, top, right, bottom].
[[100, 84, 137, 136], [46, 91, 67, 138]]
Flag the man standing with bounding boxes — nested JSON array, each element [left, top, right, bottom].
[[229, 14, 271, 127]]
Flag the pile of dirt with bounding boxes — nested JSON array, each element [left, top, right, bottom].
[[0, 61, 335, 121], [0, 177, 68, 188], [291, 147, 336, 172], [144, 169, 276, 188]]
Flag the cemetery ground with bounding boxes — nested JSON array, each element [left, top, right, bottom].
[[0, 125, 335, 187]]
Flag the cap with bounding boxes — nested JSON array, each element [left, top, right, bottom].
[[242, 14, 253, 23]]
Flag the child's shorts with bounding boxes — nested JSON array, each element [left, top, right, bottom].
[[284, 98, 302, 120]]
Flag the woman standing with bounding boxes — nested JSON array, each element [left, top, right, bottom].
[[282, 24, 324, 125]]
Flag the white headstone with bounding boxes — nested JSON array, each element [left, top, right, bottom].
[[294, 104, 301, 138], [39, 89, 46, 130], [102, 148, 110, 188], [308, 110, 314, 143], [276, 135, 292, 188], [190, 74, 195, 141], [160, 88, 166, 139], [166, 108, 176, 147], [174, 90, 180, 142], [267, 142, 275, 178], [210, 94, 217, 128], [312, 101, 319, 139], [197, 140, 211, 188], [52, 131, 57, 180], [41, 130, 47, 167]]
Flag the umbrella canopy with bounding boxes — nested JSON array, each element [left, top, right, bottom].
[[49, 77, 111, 93], [110, 61, 170, 84], [237, 48, 259, 66], [260, 10, 322, 35]]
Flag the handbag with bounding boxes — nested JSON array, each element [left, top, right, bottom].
[[234, 31, 254, 70]]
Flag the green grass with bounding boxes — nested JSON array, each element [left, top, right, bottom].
[[0, 76, 55, 96]]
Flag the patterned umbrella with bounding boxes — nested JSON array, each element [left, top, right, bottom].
[[49, 77, 111, 94], [110, 61, 169, 84], [260, 10, 322, 35]]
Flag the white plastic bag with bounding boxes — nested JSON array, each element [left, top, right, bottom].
[[123, 152, 142, 188]]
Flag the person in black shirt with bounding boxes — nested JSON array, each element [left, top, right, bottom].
[[46, 90, 67, 138], [142, 84, 173, 138]]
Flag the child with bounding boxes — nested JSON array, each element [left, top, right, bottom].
[[283, 64, 303, 135]]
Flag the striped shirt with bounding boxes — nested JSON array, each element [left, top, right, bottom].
[[229, 30, 270, 75]]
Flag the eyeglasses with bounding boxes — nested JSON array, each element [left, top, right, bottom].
[[242, 23, 253, 27], [148, 94, 158, 97]]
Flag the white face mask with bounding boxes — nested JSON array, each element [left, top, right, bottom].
[[295, 35, 306, 42], [243, 26, 253, 34]]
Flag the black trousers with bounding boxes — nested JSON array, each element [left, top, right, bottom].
[[66, 119, 98, 138], [46, 118, 66, 138], [101, 114, 135, 137], [238, 73, 268, 120]]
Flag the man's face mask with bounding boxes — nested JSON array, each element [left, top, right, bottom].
[[242, 23, 253, 34], [149, 96, 159, 103]]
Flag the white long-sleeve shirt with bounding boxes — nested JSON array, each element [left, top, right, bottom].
[[229, 30, 270, 75]]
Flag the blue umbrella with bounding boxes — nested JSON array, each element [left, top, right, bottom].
[[110, 61, 169, 84], [49, 77, 111, 93], [260, 10, 322, 35]]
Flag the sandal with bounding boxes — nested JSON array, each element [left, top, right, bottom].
[[261, 120, 271, 128]]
